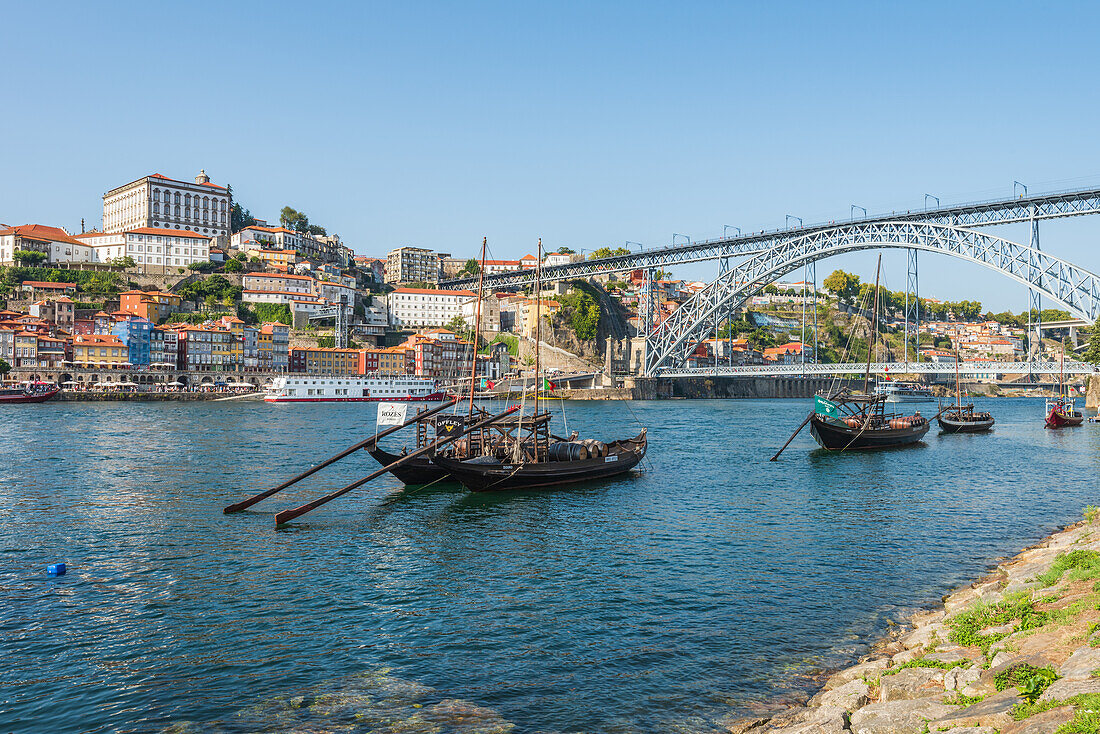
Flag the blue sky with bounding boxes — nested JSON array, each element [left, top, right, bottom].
[[3, 1, 1099, 311]]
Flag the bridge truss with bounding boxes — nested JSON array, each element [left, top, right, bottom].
[[442, 186, 1100, 289], [644, 222, 1100, 375]]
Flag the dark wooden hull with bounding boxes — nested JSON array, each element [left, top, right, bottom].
[[430, 432, 647, 492], [938, 414, 994, 433], [809, 415, 929, 451], [366, 446, 454, 485], [1045, 410, 1084, 429]]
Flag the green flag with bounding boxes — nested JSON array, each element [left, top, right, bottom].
[[815, 396, 839, 418]]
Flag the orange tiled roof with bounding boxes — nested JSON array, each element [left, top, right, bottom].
[[0, 224, 84, 246]]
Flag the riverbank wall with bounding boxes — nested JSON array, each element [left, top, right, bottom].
[[722, 510, 1100, 734], [56, 391, 240, 401]]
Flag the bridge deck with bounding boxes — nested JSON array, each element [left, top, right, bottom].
[[657, 361, 1096, 377]]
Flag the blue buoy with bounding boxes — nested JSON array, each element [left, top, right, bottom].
[[47, 563, 66, 576]]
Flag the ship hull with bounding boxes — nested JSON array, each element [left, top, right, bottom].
[[809, 415, 930, 450], [366, 445, 454, 485], [0, 387, 60, 404], [265, 392, 446, 404], [937, 415, 995, 433], [431, 433, 647, 492]]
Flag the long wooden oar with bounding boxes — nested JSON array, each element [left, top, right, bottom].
[[224, 397, 458, 514], [770, 410, 814, 461], [273, 405, 519, 526]]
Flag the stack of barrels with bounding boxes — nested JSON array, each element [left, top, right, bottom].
[[888, 414, 925, 429], [548, 439, 609, 461]]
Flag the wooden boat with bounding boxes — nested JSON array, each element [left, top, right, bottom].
[[809, 392, 931, 450], [430, 239, 647, 492], [365, 445, 453, 485], [779, 256, 933, 456], [937, 348, 994, 433], [1045, 397, 1084, 428], [432, 430, 647, 491], [0, 381, 60, 404], [938, 405, 995, 433]]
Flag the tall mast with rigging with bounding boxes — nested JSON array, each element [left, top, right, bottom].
[[863, 254, 883, 394], [533, 238, 542, 421], [466, 237, 487, 416]]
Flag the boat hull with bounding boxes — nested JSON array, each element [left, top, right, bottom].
[[366, 445, 454, 485], [809, 415, 930, 450], [1045, 409, 1084, 429], [937, 415, 994, 433], [0, 387, 60, 404], [430, 433, 647, 492], [265, 392, 447, 404]]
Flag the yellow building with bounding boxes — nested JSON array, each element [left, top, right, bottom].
[[72, 334, 129, 367], [521, 298, 560, 339]]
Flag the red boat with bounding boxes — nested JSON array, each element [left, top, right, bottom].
[[0, 381, 61, 404], [1045, 397, 1084, 429]]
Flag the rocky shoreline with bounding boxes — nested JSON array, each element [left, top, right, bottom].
[[725, 509, 1100, 734]]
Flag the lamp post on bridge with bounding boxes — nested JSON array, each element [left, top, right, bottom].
[[672, 233, 690, 246], [1014, 181, 1028, 199], [723, 225, 741, 238], [851, 205, 867, 221], [785, 215, 803, 229], [924, 193, 939, 210]]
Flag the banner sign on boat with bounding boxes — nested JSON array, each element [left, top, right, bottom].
[[435, 415, 466, 438], [815, 396, 840, 418], [377, 402, 408, 426]]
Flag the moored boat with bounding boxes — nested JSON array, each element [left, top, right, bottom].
[[0, 381, 60, 404], [874, 380, 935, 403], [265, 375, 445, 403], [809, 393, 930, 450], [432, 430, 648, 491], [1045, 397, 1084, 429]]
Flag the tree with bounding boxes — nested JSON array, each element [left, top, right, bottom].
[[762, 284, 779, 295], [13, 250, 47, 266], [280, 206, 310, 232], [307, 224, 327, 236], [234, 252, 248, 261], [555, 246, 575, 254], [230, 202, 257, 233], [0, 358, 9, 376], [1082, 321, 1100, 364], [110, 255, 136, 268], [223, 258, 243, 273], [588, 247, 630, 259], [458, 258, 480, 277], [823, 269, 860, 302]]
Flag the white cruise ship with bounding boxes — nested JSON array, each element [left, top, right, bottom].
[[264, 376, 446, 403], [874, 380, 935, 403]]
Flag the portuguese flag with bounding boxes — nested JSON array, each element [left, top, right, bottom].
[[542, 377, 556, 391]]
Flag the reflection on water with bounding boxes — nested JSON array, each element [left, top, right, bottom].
[[1, 398, 1098, 733]]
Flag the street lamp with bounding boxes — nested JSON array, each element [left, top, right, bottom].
[[851, 204, 867, 220], [924, 193, 939, 210], [785, 215, 802, 229], [626, 241, 644, 251], [1014, 181, 1028, 199], [672, 233, 690, 246], [723, 225, 741, 238]]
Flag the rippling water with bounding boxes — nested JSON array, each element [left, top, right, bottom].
[[1, 397, 1098, 733]]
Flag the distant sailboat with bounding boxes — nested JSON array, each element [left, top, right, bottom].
[[937, 348, 994, 433]]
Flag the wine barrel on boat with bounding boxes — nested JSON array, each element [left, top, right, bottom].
[[549, 441, 589, 461]]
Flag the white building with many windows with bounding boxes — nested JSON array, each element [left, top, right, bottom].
[[102, 170, 230, 245], [75, 228, 210, 270], [0, 224, 96, 265], [385, 247, 439, 285], [387, 287, 476, 328]]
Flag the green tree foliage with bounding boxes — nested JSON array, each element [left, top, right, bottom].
[[0, 358, 9, 375], [1083, 321, 1100, 364], [280, 206, 323, 234], [588, 247, 630, 260], [458, 258, 480, 277], [230, 202, 257, 233], [187, 261, 219, 273], [177, 275, 242, 304], [13, 250, 47, 266], [762, 284, 779, 295], [307, 224, 327, 236], [823, 269, 861, 301], [223, 258, 243, 273], [443, 315, 476, 342], [110, 255, 137, 268], [249, 302, 292, 324], [554, 246, 575, 254]]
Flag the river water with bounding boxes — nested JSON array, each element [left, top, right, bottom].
[[2, 397, 1098, 733]]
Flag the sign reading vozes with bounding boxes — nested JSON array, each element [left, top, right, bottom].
[[377, 402, 408, 426]]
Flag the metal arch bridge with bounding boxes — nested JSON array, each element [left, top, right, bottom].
[[440, 185, 1100, 289], [657, 361, 1097, 378], [644, 221, 1100, 375]]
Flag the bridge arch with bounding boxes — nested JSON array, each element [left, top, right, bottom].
[[646, 221, 1100, 374]]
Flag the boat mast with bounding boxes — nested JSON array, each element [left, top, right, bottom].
[[534, 238, 542, 421], [466, 237, 487, 416], [863, 254, 883, 394], [955, 344, 962, 410]]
